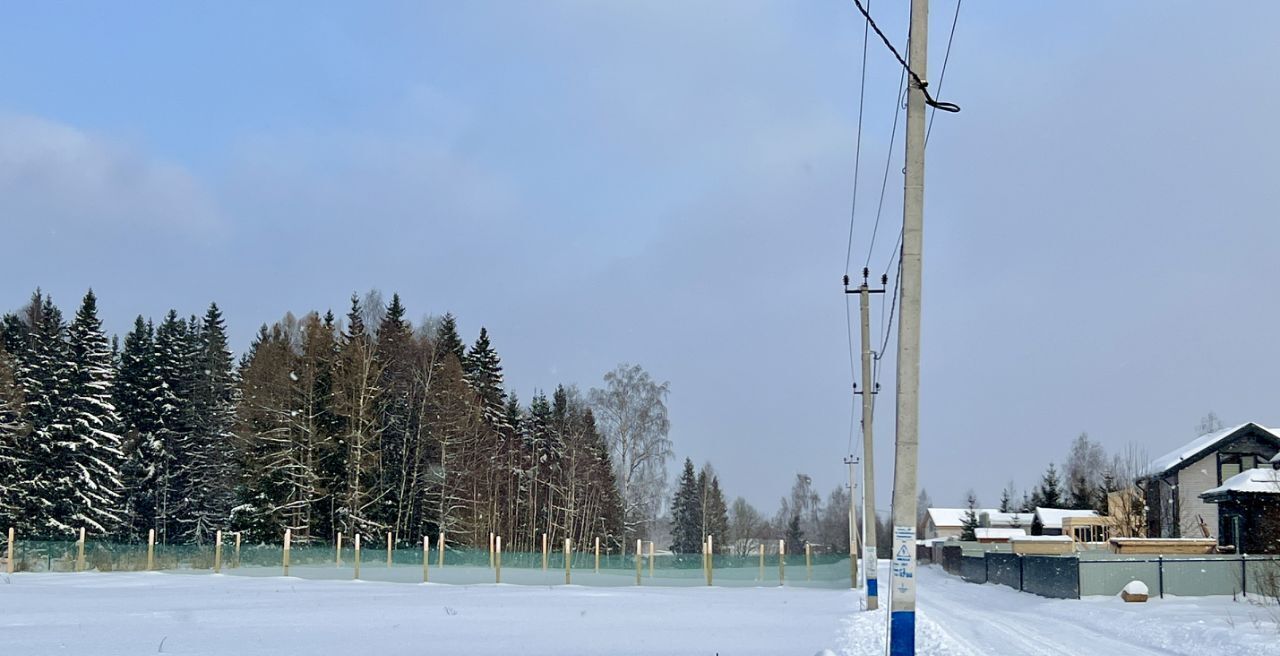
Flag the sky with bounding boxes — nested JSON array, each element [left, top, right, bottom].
[[2, 1, 1279, 516]]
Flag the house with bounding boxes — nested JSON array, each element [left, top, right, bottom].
[[1142, 422, 1280, 539], [1199, 463, 1280, 554], [974, 528, 1026, 543], [920, 508, 1033, 539], [1032, 507, 1100, 536]]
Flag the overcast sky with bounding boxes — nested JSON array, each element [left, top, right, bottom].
[[3, 2, 1278, 515]]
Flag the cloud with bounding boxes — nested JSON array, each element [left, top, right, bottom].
[[0, 113, 221, 233]]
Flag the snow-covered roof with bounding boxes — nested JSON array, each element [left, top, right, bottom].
[[975, 528, 1026, 539], [1147, 422, 1280, 476], [1011, 535, 1073, 542], [926, 508, 1032, 528], [985, 512, 1034, 527], [1201, 468, 1280, 499], [1033, 507, 1100, 529], [1271, 452, 1280, 464]]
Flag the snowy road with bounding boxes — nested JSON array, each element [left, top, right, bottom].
[[839, 564, 1278, 656]]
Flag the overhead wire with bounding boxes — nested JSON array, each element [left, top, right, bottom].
[[849, 0, 960, 113], [870, 0, 962, 390], [843, 0, 874, 455], [843, 0, 873, 277]]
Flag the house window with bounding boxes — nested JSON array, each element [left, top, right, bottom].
[[1219, 454, 1265, 484]]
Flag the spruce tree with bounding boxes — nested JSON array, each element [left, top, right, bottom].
[[1033, 464, 1064, 508], [64, 290, 125, 535], [785, 514, 804, 555], [668, 459, 700, 554], [463, 327, 507, 429], [152, 310, 195, 543], [182, 303, 239, 543], [0, 339, 30, 529], [17, 292, 74, 537], [960, 491, 980, 541], [116, 317, 166, 541], [705, 475, 729, 555], [434, 313, 466, 367]]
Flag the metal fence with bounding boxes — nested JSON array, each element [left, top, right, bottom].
[[923, 541, 1280, 600]]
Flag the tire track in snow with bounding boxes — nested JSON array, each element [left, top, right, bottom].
[[913, 568, 1179, 656]]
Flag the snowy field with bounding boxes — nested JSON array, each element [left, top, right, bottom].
[[2, 564, 1277, 655]]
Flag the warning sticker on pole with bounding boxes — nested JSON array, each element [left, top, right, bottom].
[[890, 525, 916, 606]]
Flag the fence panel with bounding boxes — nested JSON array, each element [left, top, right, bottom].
[[960, 555, 987, 584], [986, 552, 1021, 590], [1163, 557, 1241, 597], [1021, 555, 1078, 599], [1078, 557, 1161, 597], [941, 545, 963, 575]]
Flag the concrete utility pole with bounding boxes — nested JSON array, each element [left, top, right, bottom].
[[845, 268, 885, 609], [844, 455, 861, 590], [889, 0, 928, 652]]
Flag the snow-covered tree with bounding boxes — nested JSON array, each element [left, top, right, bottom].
[[0, 335, 30, 529], [960, 491, 980, 541], [116, 316, 166, 541], [589, 364, 672, 549], [669, 459, 700, 553]]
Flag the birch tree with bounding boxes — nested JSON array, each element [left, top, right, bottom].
[[589, 364, 672, 549]]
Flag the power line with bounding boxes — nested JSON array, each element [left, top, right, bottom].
[[843, 0, 873, 276], [849, 0, 960, 113], [862, 67, 906, 270], [925, 0, 963, 147]]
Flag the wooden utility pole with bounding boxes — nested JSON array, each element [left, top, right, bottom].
[[889, 0, 929, 651]]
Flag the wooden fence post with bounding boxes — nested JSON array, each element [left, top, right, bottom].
[[489, 532, 495, 569], [778, 539, 785, 586], [234, 532, 241, 569], [437, 533, 445, 568], [422, 535, 429, 583], [805, 542, 812, 581], [354, 534, 362, 579], [542, 533, 548, 571], [705, 535, 713, 586], [283, 528, 291, 576], [214, 530, 222, 573], [147, 528, 155, 572], [635, 539, 642, 585], [564, 538, 572, 585], [648, 541, 655, 578], [594, 537, 601, 573], [76, 527, 85, 573], [386, 532, 393, 568], [6, 526, 14, 575], [336, 532, 342, 567], [758, 542, 765, 581], [495, 536, 503, 584]]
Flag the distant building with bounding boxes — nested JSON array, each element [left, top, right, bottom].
[[974, 528, 1026, 543], [1199, 461, 1280, 554], [1142, 422, 1280, 539], [920, 508, 1033, 540], [1031, 508, 1100, 536]]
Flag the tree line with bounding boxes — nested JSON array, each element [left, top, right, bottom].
[[0, 289, 690, 552]]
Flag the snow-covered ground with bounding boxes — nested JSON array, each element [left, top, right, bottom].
[[840, 565, 1280, 656], [0, 570, 851, 655], [1, 563, 1276, 655]]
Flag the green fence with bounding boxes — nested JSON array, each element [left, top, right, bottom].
[[925, 540, 1280, 599], [1, 534, 855, 589]]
